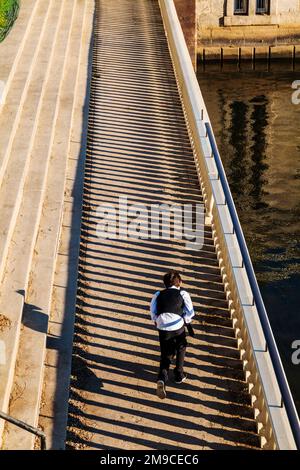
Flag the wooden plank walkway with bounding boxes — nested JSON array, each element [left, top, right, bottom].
[[66, 0, 260, 450]]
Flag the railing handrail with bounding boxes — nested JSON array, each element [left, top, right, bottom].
[[0, 410, 46, 450], [205, 123, 300, 449]]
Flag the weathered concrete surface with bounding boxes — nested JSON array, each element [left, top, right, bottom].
[[197, 0, 300, 54], [0, 0, 62, 444], [174, 0, 197, 69], [222, 46, 239, 61], [64, 0, 260, 451], [0, 0, 37, 107], [198, 24, 300, 49], [198, 43, 298, 65], [36, 0, 94, 450], [270, 45, 294, 60], [197, 0, 300, 27], [2, 0, 92, 450]]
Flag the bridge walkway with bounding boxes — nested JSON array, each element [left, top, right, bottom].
[[65, 0, 260, 450]]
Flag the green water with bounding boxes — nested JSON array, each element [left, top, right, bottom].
[[197, 64, 300, 414]]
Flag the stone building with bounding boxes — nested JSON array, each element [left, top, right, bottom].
[[198, 1, 300, 27], [197, 0, 300, 59]]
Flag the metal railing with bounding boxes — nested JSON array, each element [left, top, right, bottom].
[[0, 410, 46, 450], [159, 0, 300, 450], [206, 123, 300, 449]]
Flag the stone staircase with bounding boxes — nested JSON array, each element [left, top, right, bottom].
[[0, 0, 92, 449]]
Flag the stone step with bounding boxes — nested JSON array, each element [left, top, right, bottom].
[[0, 0, 64, 286], [37, 0, 94, 448], [1, 0, 88, 450], [0, 0, 72, 445], [0, 0, 38, 107], [0, 0, 50, 185]]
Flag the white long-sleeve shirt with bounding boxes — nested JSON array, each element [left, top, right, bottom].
[[150, 286, 195, 331]]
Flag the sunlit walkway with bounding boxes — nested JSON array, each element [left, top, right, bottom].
[[66, 0, 260, 450]]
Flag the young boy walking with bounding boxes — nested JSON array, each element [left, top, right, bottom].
[[150, 270, 195, 399]]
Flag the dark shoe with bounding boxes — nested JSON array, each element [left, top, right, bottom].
[[174, 373, 187, 384], [157, 380, 166, 399]]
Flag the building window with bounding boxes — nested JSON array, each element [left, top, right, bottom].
[[234, 0, 248, 15], [256, 0, 270, 14]]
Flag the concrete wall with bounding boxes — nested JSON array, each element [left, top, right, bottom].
[[197, 1, 300, 27], [277, 0, 299, 13], [197, 0, 300, 52], [197, 0, 224, 27], [197, 0, 300, 26], [224, 0, 300, 26]]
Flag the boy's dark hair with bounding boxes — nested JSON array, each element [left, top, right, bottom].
[[163, 270, 182, 288]]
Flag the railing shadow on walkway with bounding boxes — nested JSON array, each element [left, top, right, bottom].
[[46, 0, 261, 451]]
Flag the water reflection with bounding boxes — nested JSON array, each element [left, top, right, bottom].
[[197, 66, 300, 413], [249, 95, 269, 208], [228, 100, 249, 198]]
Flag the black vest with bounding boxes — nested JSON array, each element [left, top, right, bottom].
[[156, 288, 184, 316]]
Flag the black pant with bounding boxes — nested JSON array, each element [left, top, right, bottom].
[[157, 326, 187, 383]]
